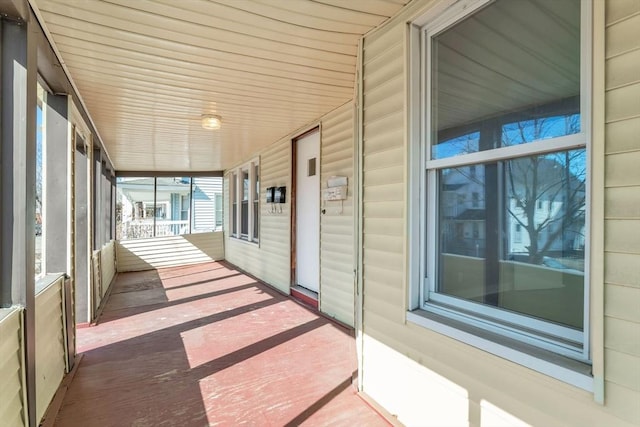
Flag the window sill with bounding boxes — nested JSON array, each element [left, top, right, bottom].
[[0, 306, 22, 323], [36, 273, 67, 296], [229, 235, 259, 246], [406, 309, 593, 392]]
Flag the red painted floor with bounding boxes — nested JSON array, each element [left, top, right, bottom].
[[53, 261, 389, 427]]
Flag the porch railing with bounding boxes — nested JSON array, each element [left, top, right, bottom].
[[117, 220, 189, 240]]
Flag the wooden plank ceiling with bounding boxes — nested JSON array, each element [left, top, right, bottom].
[[33, 0, 410, 172]]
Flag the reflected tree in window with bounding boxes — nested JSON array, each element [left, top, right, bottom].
[[504, 115, 585, 267]]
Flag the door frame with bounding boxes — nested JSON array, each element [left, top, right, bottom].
[[290, 125, 321, 292]]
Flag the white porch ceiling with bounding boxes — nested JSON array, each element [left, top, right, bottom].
[[32, 0, 410, 172]]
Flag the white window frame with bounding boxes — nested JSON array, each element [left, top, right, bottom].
[[408, 0, 592, 387], [230, 157, 259, 243], [230, 172, 237, 235]]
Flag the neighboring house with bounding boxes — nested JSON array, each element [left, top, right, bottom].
[[117, 177, 222, 239], [192, 177, 223, 232], [442, 159, 586, 263]]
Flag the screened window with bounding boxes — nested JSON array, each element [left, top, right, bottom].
[[116, 176, 222, 240], [35, 83, 46, 278], [413, 0, 589, 365]]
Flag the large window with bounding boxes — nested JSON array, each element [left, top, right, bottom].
[[116, 176, 222, 240], [411, 0, 589, 372], [230, 158, 259, 243]]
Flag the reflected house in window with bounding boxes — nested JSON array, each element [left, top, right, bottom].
[[440, 168, 486, 258], [440, 152, 586, 267]]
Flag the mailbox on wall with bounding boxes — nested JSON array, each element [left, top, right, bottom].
[[266, 187, 275, 203], [274, 186, 286, 204]]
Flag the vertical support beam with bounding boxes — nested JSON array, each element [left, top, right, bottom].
[[0, 16, 5, 309], [74, 136, 89, 323], [45, 93, 69, 273], [590, 0, 605, 404], [1, 13, 38, 426], [354, 36, 364, 391]]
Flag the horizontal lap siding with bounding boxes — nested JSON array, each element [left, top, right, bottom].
[[224, 102, 358, 308], [35, 278, 67, 423], [92, 251, 102, 314], [224, 139, 291, 293], [116, 232, 224, 272], [362, 20, 406, 337], [192, 178, 222, 231], [0, 309, 26, 427], [604, 2, 640, 424], [359, 0, 640, 426], [101, 240, 116, 297], [320, 103, 355, 326]]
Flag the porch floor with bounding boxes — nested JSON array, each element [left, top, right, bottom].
[[52, 261, 388, 426]]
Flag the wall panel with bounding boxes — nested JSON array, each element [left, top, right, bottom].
[[101, 240, 116, 297], [35, 276, 66, 423], [358, 0, 640, 425], [225, 101, 358, 317], [604, 4, 640, 421], [0, 308, 26, 427], [116, 232, 224, 272], [320, 103, 355, 326], [224, 138, 291, 293]]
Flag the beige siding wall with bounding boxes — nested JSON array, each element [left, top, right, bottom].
[[603, 0, 640, 422], [359, 0, 639, 426], [91, 240, 117, 318], [225, 102, 357, 319], [0, 308, 26, 427], [101, 240, 116, 297], [92, 250, 101, 316], [116, 232, 224, 272], [35, 276, 67, 423], [224, 138, 291, 294], [320, 103, 355, 326]]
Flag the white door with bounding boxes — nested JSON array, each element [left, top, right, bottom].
[[295, 130, 320, 292]]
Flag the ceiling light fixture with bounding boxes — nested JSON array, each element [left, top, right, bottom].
[[201, 114, 222, 130]]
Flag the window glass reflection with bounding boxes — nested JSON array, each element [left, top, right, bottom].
[[437, 149, 586, 329]]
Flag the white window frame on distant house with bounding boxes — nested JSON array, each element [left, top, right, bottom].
[[230, 157, 260, 243], [407, 0, 592, 390]]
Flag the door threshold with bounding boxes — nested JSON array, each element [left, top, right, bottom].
[[291, 285, 318, 309]]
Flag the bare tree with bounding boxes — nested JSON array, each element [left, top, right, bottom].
[[505, 115, 585, 264]]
